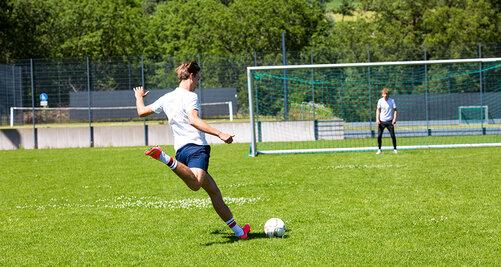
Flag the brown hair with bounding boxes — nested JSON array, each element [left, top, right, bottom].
[[382, 88, 390, 94], [175, 61, 200, 82]]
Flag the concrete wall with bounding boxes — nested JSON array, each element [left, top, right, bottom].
[[0, 122, 253, 150]]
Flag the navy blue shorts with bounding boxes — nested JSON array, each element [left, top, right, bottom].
[[175, 144, 211, 171]]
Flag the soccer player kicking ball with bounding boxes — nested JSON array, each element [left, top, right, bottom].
[[133, 61, 250, 239]]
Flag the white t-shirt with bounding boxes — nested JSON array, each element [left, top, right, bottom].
[[377, 97, 396, 122], [150, 88, 208, 151]]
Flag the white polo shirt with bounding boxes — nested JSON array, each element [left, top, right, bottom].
[[377, 97, 396, 122], [150, 88, 208, 151]]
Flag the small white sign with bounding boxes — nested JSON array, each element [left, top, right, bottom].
[[40, 100, 48, 107]]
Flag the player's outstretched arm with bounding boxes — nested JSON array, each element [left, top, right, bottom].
[[187, 109, 234, 144], [133, 86, 155, 117]]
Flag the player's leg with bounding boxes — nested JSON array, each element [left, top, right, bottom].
[[145, 146, 201, 191], [191, 168, 232, 221], [377, 123, 384, 153], [193, 168, 250, 239], [171, 163, 202, 191], [387, 123, 397, 152]]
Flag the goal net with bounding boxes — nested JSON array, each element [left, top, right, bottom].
[[458, 105, 488, 125], [247, 58, 501, 156]]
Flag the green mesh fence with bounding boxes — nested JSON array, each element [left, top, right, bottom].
[[247, 58, 501, 156]]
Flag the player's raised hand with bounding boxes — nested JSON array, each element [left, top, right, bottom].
[[133, 86, 149, 99]]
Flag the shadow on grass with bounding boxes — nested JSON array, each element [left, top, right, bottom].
[[202, 229, 290, 246]]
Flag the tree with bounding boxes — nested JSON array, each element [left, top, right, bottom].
[[225, 0, 327, 52], [2, 0, 54, 61], [144, 0, 327, 55], [48, 0, 147, 57], [421, 0, 500, 45], [313, 0, 500, 60]]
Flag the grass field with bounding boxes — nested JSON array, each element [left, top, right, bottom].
[[1, 144, 500, 265]]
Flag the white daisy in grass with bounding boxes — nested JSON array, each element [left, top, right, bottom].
[[16, 196, 263, 210]]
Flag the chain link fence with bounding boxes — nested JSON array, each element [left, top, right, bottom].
[[1, 43, 500, 127]]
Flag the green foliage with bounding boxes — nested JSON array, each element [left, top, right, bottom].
[[144, 0, 327, 55], [49, 0, 146, 57], [3, 0, 53, 60], [2, 0, 500, 62], [314, 0, 501, 60], [421, 0, 499, 45]]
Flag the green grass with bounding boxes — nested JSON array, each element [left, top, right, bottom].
[[326, 0, 374, 22], [1, 144, 500, 265], [258, 135, 501, 152], [326, 0, 362, 9]]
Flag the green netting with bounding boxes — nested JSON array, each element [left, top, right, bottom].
[[459, 106, 488, 125], [248, 59, 501, 155]]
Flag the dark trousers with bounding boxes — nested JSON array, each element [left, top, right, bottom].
[[377, 121, 397, 149]]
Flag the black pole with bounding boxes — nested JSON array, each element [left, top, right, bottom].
[[30, 58, 37, 149], [197, 53, 203, 118], [479, 42, 484, 132], [311, 49, 315, 122], [368, 45, 373, 137], [424, 44, 430, 136], [282, 32, 289, 120], [87, 57, 93, 147], [141, 55, 148, 146]]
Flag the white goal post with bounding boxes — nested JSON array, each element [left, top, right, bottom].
[[458, 105, 488, 125], [247, 57, 501, 157], [9, 106, 137, 127], [200, 101, 234, 121], [10, 102, 234, 127]]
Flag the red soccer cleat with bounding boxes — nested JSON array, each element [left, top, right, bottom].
[[238, 224, 250, 239], [145, 146, 162, 160]]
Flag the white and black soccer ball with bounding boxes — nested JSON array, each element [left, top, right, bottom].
[[264, 218, 286, 238]]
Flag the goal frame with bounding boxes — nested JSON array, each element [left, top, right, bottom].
[[10, 101, 234, 127], [247, 57, 501, 157], [458, 105, 488, 125]]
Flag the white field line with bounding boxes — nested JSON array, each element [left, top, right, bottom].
[[15, 196, 263, 210]]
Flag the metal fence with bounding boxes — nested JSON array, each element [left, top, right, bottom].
[[1, 43, 501, 127]]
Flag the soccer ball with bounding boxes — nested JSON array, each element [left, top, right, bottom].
[[264, 218, 286, 238]]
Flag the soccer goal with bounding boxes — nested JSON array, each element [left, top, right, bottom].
[[200, 101, 234, 121], [9, 106, 139, 127], [10, 101, 235, 127], [458, 105, 488, 125], [247, 58, 501, 156]]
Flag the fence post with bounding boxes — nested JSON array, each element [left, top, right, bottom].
[[368, 44, 372, 137], [128, 62, 132, 92], [253, 51, 259, 124], [197, 53, 203, 118], [57, 65, 62, 123], [479, 42, 485, 133], [311, 49, 315, 122], [12, 65, 17, 120], [30, 58, 37, 149], [282, 32, 289, 121], [424, 44, 430, 136], [141, 55, 148, 146], [87, 57, 94, 147]]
